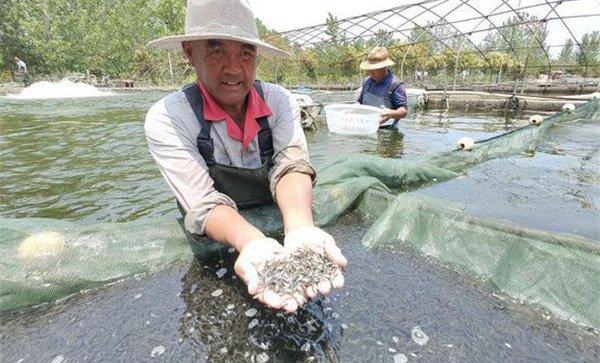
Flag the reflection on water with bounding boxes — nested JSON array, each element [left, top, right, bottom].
[[0, 93, 177, 222], [306, 112, 525, 166], [377, 129, 405, 158], [179, 250, 342, 361], [0, 93, 525, 223]]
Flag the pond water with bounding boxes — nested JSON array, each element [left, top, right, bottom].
[[1, 91, 598, 362], [0, 91, 524, 223]]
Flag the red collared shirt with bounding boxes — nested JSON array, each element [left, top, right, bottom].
[[196, 81, 272, 149]]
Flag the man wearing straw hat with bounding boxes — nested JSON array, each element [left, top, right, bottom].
[[144, 0, 346, 313], [357, 46, 408, 128]]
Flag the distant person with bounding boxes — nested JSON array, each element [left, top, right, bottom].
[[13, 56, 31, 85], [14, 56, 27, 74], [101, 74, 113, 87], [356, 47, 408, 128], [144, 0, 346, 313]]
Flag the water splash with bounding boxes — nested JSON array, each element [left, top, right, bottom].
[[7, 79, 114, 100]]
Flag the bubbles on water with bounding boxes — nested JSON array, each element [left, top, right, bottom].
[[245, 308, 258, 317], [51, 355, 65, 363], [256, 352, 270, 362], [7, 79, 114, 99], [411, 326, 429, 346], [248, 318, 259, 329], [397, 226, 410, 243], [393, 353, 408, 363], [211, 289, 223, 297], [216, 268, 227, 278], [150, 345, 165, 357]]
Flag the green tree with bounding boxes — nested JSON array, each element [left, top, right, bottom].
[[482, 12, 549, 76], [558, 39, 575, 65], [325, 13, 346, 45], [576, 31, 600, 76]]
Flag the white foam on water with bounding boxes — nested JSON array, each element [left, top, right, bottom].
[[6, 79, 114, 99]]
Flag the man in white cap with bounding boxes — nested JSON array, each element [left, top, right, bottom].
[[144, 0, 346, 313], [14, 56, 27, 74], [357, 46, 408, 128]]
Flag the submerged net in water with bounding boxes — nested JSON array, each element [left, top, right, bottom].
[[0, 100, 598, 331]]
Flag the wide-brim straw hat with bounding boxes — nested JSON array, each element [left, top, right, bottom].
[[359, 46, 395, 70], [148, 0, 288, 58]]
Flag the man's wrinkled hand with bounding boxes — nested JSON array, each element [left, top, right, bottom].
[[379, 108, 394, 124], [234, 237, 300, 313], [284, 226, 347, 299]]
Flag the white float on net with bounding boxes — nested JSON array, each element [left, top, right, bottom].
[[17, 231, 66, 265], [529, 114, 544, 126], [562, 103, 575, 112], [457, 136, 475, 151]]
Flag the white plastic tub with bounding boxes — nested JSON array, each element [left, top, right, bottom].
[[324, 103, 382, 135]]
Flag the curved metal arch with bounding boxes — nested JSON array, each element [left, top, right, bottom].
[[369, 0, 455, 76], [450, 2, 510, 89], [498, 0, 552, 73], [341, 9, 452, 73], [390, 1, 472, 73], [271, 0, 583, 50], [272, 0, 453, 48], [287, 27, 326, 48], [298, 1, 453, 74], [543, 0, 589, 72], [461, 1, 520, 60], [415, 0, 495, 70], [332, 0, 437, 43], [273, 0, 443, 38], [334, 14, 434, 75], [264, 0, 599, 86]]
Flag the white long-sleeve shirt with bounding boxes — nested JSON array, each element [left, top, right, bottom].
[[145, 82, 315, 235]]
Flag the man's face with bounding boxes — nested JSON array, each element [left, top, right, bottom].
[[183, 39, 257, 113], [367, 68, 388, 82]]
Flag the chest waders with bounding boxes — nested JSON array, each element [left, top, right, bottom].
[[361, 76, 403, 127], [178, 81, 274, 244]]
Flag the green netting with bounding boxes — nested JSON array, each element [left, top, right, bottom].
[[1, 100, 598, 331], [358, 191, 600, 329], [0, 207, 285, 313]]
